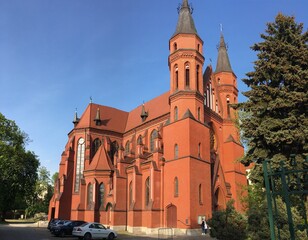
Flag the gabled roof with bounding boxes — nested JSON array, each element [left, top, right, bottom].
[[86, 144, 112, 171], [125, 91, 170, 132], [75, 103, 129, 133], [172, 0, 198, 37], [215, 33, 233, 73]]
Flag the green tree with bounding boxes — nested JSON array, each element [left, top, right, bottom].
[[208, 200, 247, 240], [236, 13, 308, 239], [237, 13, 307, 182], [0, 113, 40, 220]]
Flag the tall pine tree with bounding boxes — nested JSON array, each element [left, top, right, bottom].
[[237, 13, 307, 182]]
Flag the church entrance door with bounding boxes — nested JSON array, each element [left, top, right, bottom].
[[166, 204, 177, 228]]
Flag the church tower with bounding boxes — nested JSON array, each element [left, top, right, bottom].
[[214, 32, 239, 141], [213, 32, 247, 211], [164, 0, 212, 232], [168, 0, 205, 123]]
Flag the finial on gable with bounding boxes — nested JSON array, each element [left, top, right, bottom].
[[73, 108, 80, 126], [140, 102, 148, 122], [94, 108, 102, 126]]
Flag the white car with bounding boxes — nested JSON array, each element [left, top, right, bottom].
[[72, 222, 117, 240]]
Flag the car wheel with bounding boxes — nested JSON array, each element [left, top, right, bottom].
[[108, 233, 115, 240], [84, 232, 92, 240]]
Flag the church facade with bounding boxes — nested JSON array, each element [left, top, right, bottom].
[[49, 0, 247, 235]]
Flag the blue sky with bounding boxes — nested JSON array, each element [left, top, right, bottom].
[[0, 0, 307, 176]]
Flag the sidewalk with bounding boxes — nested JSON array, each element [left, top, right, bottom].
[[118, 231, 216, 240]]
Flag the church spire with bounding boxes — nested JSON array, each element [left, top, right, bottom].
[[173, 0, 197, 37], [215, 32, 233, 73]]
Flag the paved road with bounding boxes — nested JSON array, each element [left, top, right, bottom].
[[0, 223, 214, 240]]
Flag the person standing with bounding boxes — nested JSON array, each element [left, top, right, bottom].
[[201, 218, 208, 235]]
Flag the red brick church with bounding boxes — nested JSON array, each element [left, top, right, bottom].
[[49, 0, 247, 235]]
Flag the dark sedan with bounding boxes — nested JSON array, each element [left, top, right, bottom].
[[52, 220, 86, 237]]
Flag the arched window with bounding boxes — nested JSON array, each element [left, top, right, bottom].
[[174, 144, 179, 159], [197, 107, 201, 121], [198, 143, 201, 158], [150, 130, 157, 152], [174, 65, 179, 90], [145, 177, 150, 207], [99, 183, 105, 207], [174, 42, 177, 51], [75, 138, 85, 192], [125, 141, 130, 155], [91, 138, 101, 159], [227, 95, 230, 117], [137, 135, 143, 145], [185, 63, 190, 87], [174, 106, 178, 121], [196, 65, 200, 91], [129, 181, 133, 206], [174, 177, 179, 197], [87, 183, 93, 207], [199, 184, 203, 204]]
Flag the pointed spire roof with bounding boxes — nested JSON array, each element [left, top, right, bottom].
[[140, 103, 148, 122], [73, 109, 80, 125], [173, 0, 198, 37], [215, 33, 233, 73]]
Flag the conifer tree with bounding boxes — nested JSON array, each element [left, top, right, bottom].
[[237, 13, 308, 182]]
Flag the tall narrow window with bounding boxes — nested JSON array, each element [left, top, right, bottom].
[[196, 65, 200, 91], [207, 85, 210, 108], [145, 177, 150, 207], [87, 183, 93, 207], [198, 143, 201, 158], [174, 42, 177, 51], [174, 106, 178, 121], [125, 141, 130, 155], [99, 183, 105, 208], [75, 138, 85, 192], [150, 130, 157, 152], [129, 181, 133, 206], [197, 107, 201, 121], [91, 138, 101, 159], [185, 64, 190, 87], [174, 144, 179, 159], [227, 96, 230, 117], [174, 177, 179, 197], [199, 184, 203, 204], [174, 65, 179, 90]]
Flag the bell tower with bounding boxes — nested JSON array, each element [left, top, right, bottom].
[[168, 0, 205, 123], [214, 32, 240, 141]]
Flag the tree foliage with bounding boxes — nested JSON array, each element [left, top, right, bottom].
[[208, 200, 247, 240], [236, 13, 308, 182], [0, 113, 39, 219], [25, 166, 53, 218]]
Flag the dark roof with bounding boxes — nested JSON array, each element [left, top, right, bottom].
[[172, 0, 198, 37], [215, 33, 233, 73]]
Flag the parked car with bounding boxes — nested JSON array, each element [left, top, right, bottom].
[[52, 220, 86, 237], [47, 218, 59, 230], [49, 219, 70, 232], [72, 222, 117, 240]]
